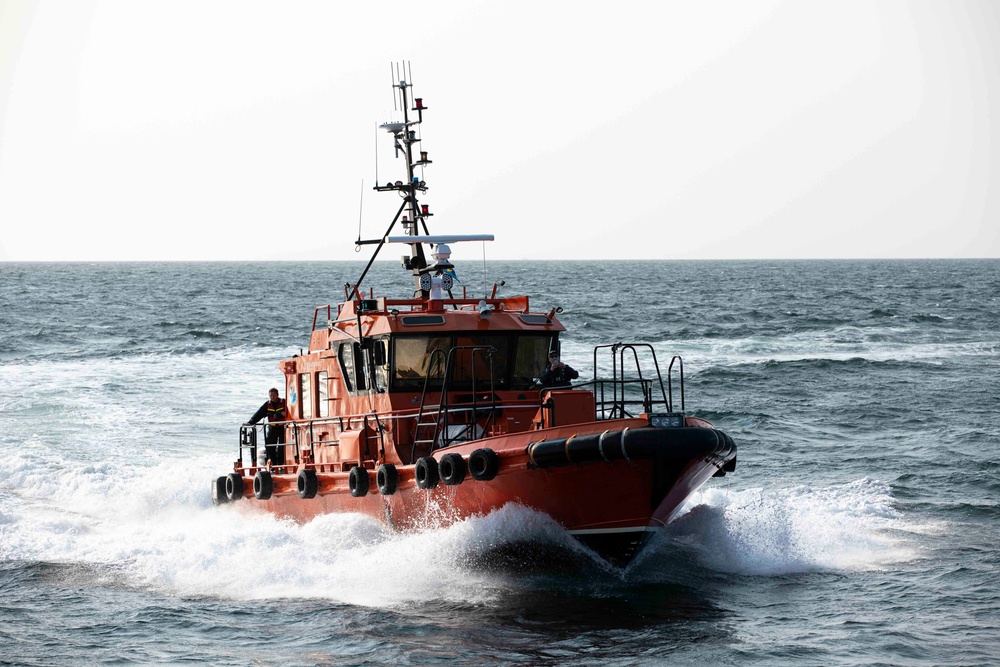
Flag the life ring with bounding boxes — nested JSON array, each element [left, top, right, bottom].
[[377, 463, 399, 495], [439, 453, 466, 486], [469, 448, 500, 481], [415, 457, 439, 489], [349, 466, 369, 497], [297, 468, 317, 499], [254, 470, 273, 500], [212, 476, 229, 505], [225, 472, 244, 501]]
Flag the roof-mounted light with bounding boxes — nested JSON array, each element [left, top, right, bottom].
[[477, 300, 494, 320]]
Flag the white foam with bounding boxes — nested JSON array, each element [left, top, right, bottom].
[[0, 444, 591, 605], [0, 347, 291, 464], [0, 392, 926, 593], [646, 477, 918, 575], [564, 331, 999, 384]]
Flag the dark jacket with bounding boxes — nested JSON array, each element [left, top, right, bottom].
[[249, 399, 287, 425], [539, 362, 579, 387]]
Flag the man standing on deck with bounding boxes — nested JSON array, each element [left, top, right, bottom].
[[247, 388, 287, 466]]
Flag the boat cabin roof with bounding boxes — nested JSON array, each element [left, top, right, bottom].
[[308, 295, 564, 353]]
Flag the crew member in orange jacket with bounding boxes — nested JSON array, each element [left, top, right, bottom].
[[248, 388, 287, 465]]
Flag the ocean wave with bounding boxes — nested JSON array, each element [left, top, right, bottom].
[[639, 478, 917, 575], [909, 314, 949, 323]]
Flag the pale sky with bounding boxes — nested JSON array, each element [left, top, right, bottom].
[[1, 0, 998, 262]]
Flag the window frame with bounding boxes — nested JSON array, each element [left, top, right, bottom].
[[317, 370, 329, 417], [299, 372, 312, 419]]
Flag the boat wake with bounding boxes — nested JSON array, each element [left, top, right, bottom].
[[636, 477, 919, 576], [0, 447, 919, 606]]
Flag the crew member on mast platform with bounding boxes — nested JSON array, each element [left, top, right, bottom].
[[539, 350, 579, 387], [248, 388, 287, 466]]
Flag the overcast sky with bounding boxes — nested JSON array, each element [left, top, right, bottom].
[[1, 0, 998, 262]]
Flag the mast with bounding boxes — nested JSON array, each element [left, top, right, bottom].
[[355, 62, 434, 297]]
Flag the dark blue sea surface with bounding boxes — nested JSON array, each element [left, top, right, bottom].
[[1, 259, 998, 666]]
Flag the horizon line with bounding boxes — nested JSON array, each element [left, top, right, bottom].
[[2, 256, 999, 265]]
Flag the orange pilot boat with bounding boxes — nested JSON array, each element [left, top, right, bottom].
[[212, 68, 737, 566]]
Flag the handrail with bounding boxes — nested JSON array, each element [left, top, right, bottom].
[[234, 340, 684, 471], [589, 342, 678, 419], [667, 355, 684, 412], [311, 305, 332, 331], [414, 346, 448, 458], [412, 344, 498, 459]]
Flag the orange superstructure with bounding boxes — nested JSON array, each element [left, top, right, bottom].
[[211, 67, 736, 565]]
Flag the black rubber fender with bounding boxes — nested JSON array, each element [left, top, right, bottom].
[[225, 472, 244, 501], [415, 456, 439, 489], [439, 453, 466, 486], [212, 476, 229, 505], [297, 468, 317, 499], [254, 470, 273, 500], [526, 426, 736, 469], [469, 448, 500, 481], [377, 463, 399, 495], [349, 466, 369, 497]]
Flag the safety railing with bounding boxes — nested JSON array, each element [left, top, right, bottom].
[[412, 345, 499, 460], [235, 343, 686, 470], [583, 342, 680, 419]]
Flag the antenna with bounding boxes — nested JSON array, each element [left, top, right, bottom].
[[357, 179, 365, 245], [390, 63, 398, 111]]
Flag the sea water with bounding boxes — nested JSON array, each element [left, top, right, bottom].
[[0, 259, 997, 666]]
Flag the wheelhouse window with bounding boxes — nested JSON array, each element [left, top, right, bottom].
[[452, 334, 510, 390], [299, 373, 312, 419], [393, 335, 450, 391], [317, 370, 329, 417], [390, 333, 556, 392], [513, 335, 554, 387], [339, 343, 355, 391], [339, 342, 368, 393], [371, 337, 388, 393]]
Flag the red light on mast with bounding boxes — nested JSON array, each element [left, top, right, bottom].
[[415, 98, 423, 109]]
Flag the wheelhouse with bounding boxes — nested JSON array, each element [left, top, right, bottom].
[[390, 332, 555, 392]]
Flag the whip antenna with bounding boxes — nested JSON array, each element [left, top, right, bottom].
[[356, 179, 365, 248], [390, 63, 398, 111]]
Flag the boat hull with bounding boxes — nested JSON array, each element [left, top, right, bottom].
[[219, 419, 736, 566]]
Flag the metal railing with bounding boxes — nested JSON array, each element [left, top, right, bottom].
[[235, 342, 686, 470], [585, 343, 682, 419], [412, 345, 499, 460]]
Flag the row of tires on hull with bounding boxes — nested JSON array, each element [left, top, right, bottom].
[[213, 447, 500, 504]]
